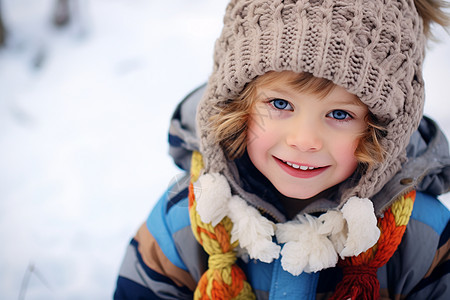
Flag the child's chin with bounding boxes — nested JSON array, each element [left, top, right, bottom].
[[278, 189, 319, 201]]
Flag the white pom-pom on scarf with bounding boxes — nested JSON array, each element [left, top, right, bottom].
[[228, 195, 280, 263], [277, 215, 338, 275], [339, 197, 380, 258], [318, 210, 348, 254], [194, 173, 231, 226], [318, 210, 345, 236]]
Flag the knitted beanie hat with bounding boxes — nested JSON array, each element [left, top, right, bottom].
[[197, 0, 426, 203]]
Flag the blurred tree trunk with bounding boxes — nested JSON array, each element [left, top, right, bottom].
[[0, 0, 6, 47], [53, 0, 71, 27]]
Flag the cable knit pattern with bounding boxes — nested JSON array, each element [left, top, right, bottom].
[[197, 0, 425, 202]]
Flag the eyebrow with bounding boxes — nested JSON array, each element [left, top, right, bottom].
[[329, 98, 365, 107], [262, 87, 299, 100]]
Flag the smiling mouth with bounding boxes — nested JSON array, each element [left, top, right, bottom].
[[280, 159, 323, 171], [275, 157, 328, 178]]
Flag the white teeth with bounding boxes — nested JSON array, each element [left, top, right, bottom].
[[284, 160, 316, 170]]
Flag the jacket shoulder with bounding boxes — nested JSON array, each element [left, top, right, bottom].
[[410, 191, 449, 235], [147, 173, 198, 271]]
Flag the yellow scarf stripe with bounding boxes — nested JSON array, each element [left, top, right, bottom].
[[391, 191, 415, 226], [190, 151, 204, 183]]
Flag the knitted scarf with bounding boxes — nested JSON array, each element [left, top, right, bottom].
[[188, 151, 415, 299]]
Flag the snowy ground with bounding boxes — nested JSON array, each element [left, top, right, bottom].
[[0, 0, 449, 299]]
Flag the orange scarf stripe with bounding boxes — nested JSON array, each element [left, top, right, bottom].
[[196, 227, 218, 243], [188, 181, 196, 209], [215, 224, 233, 253], [230, 266, 245, 294], [372, 210, 408, 266]]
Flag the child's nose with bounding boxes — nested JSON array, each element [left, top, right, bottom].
[[285, 119, 323, 152]]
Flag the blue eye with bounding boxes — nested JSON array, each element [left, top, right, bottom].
[[270, 99, 292, 110], [328, 110, 351, 120]]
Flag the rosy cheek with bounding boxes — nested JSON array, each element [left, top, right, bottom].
[[248, 112, 279, 141], [346, 140, 360, 166], [247, 120, 268, 159], [334, 136, 360, 163], [247, 121, 263, 147]]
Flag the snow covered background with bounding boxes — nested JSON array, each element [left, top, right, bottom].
[[0, 0, 448, 299]]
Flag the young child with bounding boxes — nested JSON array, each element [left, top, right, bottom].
[[115, 0, 450, 299]]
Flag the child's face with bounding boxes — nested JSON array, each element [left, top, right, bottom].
[[246, 75, 368, 200]]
